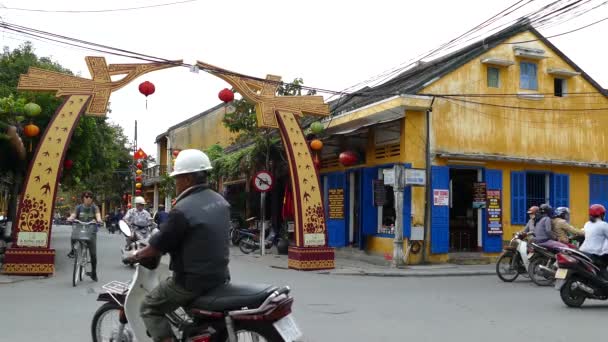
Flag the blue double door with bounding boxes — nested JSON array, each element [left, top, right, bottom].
[[324, 171, 362, 249]]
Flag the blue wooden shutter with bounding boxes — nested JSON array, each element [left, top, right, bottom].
[[431, 166, 450, 254], [511, 171, 526, 225], [551, 174, 570, 208], [484, 169, 503, 252], [326, 173, 347, 247], [403, 184, 412, 238], [361, 167, 378, 238], [519, 62, 529, 89], [589, 175, 608, 209]]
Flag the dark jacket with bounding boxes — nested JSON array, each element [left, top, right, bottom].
[[149, 185, 230, 292]]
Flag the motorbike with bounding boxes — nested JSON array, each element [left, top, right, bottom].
[[238, 227, 279, 254], [496, 232, 533, 282], [92, 221, 302, 342], [554, 247, 608, 307], [0, 215, 12, 261], [527, 242, 558, 286], [120, 220, 154, 267]]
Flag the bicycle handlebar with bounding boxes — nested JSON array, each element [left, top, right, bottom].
[[70, 219, 99, 225]]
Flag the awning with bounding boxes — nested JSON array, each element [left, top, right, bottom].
[[437, 152, 608, 169]]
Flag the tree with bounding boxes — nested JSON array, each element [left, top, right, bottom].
[[0, 42, 133, 215]]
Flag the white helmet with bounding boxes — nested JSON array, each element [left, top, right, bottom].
[[170, 149, 212, 177], [134, 196, 146, 205]]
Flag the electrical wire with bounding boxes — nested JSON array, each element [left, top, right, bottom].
[[437, 95, 608, 112], [504, 14, 608, 43], [0, 0, 198, 13]]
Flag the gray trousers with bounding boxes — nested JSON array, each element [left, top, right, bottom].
[[141, 277, 199, 341]]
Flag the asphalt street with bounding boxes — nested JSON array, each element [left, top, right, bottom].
[[1, 225, 606, 341]]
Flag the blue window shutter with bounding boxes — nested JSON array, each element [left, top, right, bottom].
[[431, 166, 450, 254], [589, 175, 608, 210], [484, 169, 503, 252], [403, 184, 412, 238], [519, 63, 528, 89], [551, 174, 569, 208], [326, 173, 347, 247], [511, 171, 526, 225], [361, 167, 378, 238], [530, 64, 538, 89]]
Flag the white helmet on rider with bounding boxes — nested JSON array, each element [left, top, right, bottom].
[[555, 206, 570, 219], [134, 196, 146, 205], [170, 149, 212, 177]]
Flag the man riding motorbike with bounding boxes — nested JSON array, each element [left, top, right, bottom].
[[533, 204, 570, 250], [67, 190, 102, 281], [552, 207, 584, 245], [123, 196, 152, 245], [126, 149, 231, 342], [523, 206, 539, 234], [579, 204, 608, 279]]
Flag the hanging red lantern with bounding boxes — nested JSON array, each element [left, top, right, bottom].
[[339, 151, 358, 166], [135, 176, 143, 183], [136, 162, 143, 169], [135, 189, 142, 195], [172, 149, 180, 157], [218, 88, 234, 103], [64, 159, 73, 170], [138, 81, 155, 109]]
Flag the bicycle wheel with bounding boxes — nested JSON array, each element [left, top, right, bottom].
[[80, 242, 89, 281], [72, 242, 80, 287]]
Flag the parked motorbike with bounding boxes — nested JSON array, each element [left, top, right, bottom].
[[238, 227, 279, 254], [230, 220, 247, 246], [92, 225, 302, 342], [120, 221, 153, 267], [554, 248, 608, 307], [496, 232, 533, 282], [0, 215, 12, 261]]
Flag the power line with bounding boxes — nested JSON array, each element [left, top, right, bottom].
[[0, 0, 198, 13], [437, 95, 608, 112], [504, 14, 608, 43]]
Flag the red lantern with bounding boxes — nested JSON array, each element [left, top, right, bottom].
[[135, 189, 142, 195], [136, 162, 143, 169], [139, 81, 155, 97], [172, 149, 180, 157], [339, 151, 358, 166], [313, 153, 321, 170], [135, 176, 143, 182], [218, 88, 234, 103], [64, 159, 73, 169]]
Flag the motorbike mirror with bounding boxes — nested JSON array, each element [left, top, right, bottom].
[[119, 220, 132, 237]]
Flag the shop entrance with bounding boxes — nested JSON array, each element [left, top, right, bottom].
[[449, 169, 480, 252], [348, 171, 361, 247]]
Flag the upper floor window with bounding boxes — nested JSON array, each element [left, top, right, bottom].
[[554, 78, 566, 97], [520, 62, 538, 90], [487, 67, 500, 88]]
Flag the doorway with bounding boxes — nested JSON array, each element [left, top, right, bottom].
[[449, 169, 479, 252], [348, 171, 361, 247]]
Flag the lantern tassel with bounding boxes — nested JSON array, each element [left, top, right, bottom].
[[145, 98, 148, 110]]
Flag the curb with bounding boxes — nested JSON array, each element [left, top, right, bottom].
[[269, 265, 495, 278]]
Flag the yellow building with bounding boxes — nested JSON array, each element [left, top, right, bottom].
[[319, 22, 608, 263], [143, 102, 235, 209]]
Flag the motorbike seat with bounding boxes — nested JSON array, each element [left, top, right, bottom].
[[530, 243, 549, 251], [189, 283, 278, 312]]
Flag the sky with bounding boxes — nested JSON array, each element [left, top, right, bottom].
[[2, 0, 608, 159]]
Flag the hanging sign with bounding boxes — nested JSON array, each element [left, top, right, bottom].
[[252, 171, 274, 193], [328, 188, 344, 219], [486, 189, 503, 235], [373, 179, 386, 206], [433, 189, 449, 206], [405, 169, 426, 186], [473, 182, 487, 208]]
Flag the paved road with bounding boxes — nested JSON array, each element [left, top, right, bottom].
[[1, 225, 606, 341]]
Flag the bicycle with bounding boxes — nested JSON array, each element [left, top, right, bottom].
[[70, 219, 98, 287]]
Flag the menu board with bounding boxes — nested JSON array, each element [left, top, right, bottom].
[[373, 179, 386, 206], [473, 182, 487, 208], [328, 188, 344, 219], [486, 189, 503, 235], [433, 189, 449, 206]]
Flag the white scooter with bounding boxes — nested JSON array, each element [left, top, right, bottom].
[[496, 232, 534, 282], [120, 219, 153, 267], [92, 221, 302, 342]]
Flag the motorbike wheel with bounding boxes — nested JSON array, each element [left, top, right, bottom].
[[91, 302, 132, 342], [496, 252, 520, 282], [560, 278, 586, 308], [231, 229, 241, 246], [528, 257, 555, 286], [222, 322, 284, 342], [239, 238, 256, 254]]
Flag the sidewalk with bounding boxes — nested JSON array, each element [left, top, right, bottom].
[[231, 247, 496, 277]]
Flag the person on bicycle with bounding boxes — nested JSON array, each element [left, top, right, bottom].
[[123, 196, 152, 244], [127, 149, 230, 342], [67, 190, 102, 281], [552, 207, 584, 245]]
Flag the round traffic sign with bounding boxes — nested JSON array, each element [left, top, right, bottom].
[[253, 171, 274, 192]]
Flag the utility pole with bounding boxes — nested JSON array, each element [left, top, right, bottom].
[[131, 120, 137, 207], [422, 97, 435, 263], [392, 164, 405, 267]]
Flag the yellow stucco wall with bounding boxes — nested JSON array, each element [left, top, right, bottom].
[[169, 105, 236, 151], [420, 30, 608, 162]]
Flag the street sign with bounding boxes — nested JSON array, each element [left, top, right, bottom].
[[405, 168, 426, 186], [253, 171, 274, 193]]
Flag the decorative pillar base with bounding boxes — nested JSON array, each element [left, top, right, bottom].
[[2, 248, 55, 276], [288, 246, 335, 271]]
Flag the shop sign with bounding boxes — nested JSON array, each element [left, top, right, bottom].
[[17, 231, 47, 247], [433, 189, 449, 206], [382, 169, 395, 186], [373, 179, 386, 206], [473, 182, 487, 208], [328, 188, 344, 219], [304, 233, 325, 246], [486, 189, 503, 235], [405, 169, 426, 186]]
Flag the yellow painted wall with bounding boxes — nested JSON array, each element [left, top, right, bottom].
[[168, 105, 236, 151], [420, 30, 608, 163]]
